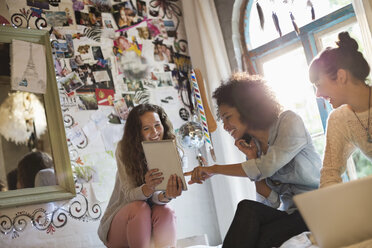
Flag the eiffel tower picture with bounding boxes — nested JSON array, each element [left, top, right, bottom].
[[13, 41, 46, 93]]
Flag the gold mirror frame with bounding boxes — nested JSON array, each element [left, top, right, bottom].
[[0, 26, 76, 209]]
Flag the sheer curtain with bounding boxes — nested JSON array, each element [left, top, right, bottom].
[[182, 0, 256, 241], [352, 0, 372, 74]]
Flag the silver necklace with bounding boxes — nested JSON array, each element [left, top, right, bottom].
[[352, 87, 372, 143]]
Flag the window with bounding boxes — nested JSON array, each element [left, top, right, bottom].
[[242, 1, 372, 179]]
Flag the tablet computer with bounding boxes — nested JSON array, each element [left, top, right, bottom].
[[142, 139, 187, 191]]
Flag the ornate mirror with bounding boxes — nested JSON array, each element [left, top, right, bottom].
[[0, 26, 75, 209]]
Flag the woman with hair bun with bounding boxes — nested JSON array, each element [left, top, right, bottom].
[[309, 31, 372, 188]]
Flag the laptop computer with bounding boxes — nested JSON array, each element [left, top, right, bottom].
[[293, 175, 372, 248]]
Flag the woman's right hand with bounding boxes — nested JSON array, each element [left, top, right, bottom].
[[184, 166, 214, 185], [143, 168, 163, 196]]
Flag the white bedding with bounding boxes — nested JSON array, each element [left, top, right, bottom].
[[280, 232, 372, 248]]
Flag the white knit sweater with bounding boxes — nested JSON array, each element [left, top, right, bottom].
[[320, 105, 372, 188]]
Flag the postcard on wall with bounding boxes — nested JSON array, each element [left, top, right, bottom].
[[58, 71, 84, 96], [11, 39, 47, 94], [95, 88, 114, 106], [76, 89, 99, 110]]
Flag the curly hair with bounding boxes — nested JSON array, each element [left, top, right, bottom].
[[212, 72, 282, 130], [17, 151, 54, 188], [309, 31, 370, 84], [118, 104, 175, 187]]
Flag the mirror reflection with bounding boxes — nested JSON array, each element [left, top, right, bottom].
[[0, 42, 57, 192]]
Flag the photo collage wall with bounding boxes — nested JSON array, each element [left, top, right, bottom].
[[4, 0, 194, 196]]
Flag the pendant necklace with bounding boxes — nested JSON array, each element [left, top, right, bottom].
[[352, 87, 372, 143]]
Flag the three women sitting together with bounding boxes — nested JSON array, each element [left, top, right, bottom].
[[98, 32, 372, 248]]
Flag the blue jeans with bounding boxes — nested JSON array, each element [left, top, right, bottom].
[[223, 200, 308, 248]]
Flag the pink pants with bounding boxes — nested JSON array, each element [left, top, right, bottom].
[[106, 201, 176, 248]]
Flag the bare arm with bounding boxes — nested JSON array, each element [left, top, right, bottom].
[[184, 163, 247, 185]]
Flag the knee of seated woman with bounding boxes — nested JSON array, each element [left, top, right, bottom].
[[152, 205, 175, 219], [128, 201, 151, 214], [237, 199, 260, 210]]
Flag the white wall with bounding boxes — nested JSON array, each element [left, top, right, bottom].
[[0, 0, 223, 247]]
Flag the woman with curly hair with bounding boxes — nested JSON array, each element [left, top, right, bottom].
[[185, 72, 321, 247], [98, 104, 183, 248], [309, 32, 372, 188]]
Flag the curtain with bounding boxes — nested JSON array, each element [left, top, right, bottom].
[[182, 0, 256, 241], [352, 0, 372, 77]]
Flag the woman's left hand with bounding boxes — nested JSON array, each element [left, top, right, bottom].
[[164, 174, 183, 199]]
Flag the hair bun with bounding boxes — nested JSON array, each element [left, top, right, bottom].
[[336, 32, 358, 52]]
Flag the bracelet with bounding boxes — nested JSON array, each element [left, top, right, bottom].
[[162, 192, 172, 201]]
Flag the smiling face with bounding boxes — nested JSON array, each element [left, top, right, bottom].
[[314, 72, 345, 108], [140, 111, 164, 141], [219, 104, 248, 140]]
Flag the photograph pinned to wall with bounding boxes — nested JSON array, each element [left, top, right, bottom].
[[154, 71, 173, 88], [137, 26, 151, 40], [114, 35, 131, 54], [147, 19, 168, 39], [73, 64, 94, 86], [95, 88, 114, 106], [75, 55, 84, 66], [45, 11, 70, 27], [88, 6, 103, 27], [75, 11, 90, 26], [101, 12, 118, 30], [91, 0, 112, 12], [152, 38, 174, 63], [58, 2, 76, 28], [91, 64, 115, 90], [77, 44, 91, 55], [171, 69, 188, 90], [174, 53, 192, 72], [11, 39, 47, 94], [122, 93, 135, 108], [124, 78, 144, 92], [69, 57, 78, 70], [76, 89, 99, 110], [26, 0, 50, 9], [113, 0, 142, 30], [164, 20, 176, 37], [65, 34, 75, 58], [113, 98, 129, 121], [92, 46, 104, 60], [58, 71, 84, 96], [136, 0, 147, 17]]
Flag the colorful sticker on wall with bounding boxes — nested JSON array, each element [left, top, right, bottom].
[[95, 88, 114, 106]]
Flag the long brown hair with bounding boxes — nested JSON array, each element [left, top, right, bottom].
[[119, 104, 175, 186]]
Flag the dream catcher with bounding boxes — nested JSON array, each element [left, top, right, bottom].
[[256, 0, 316, 37]]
